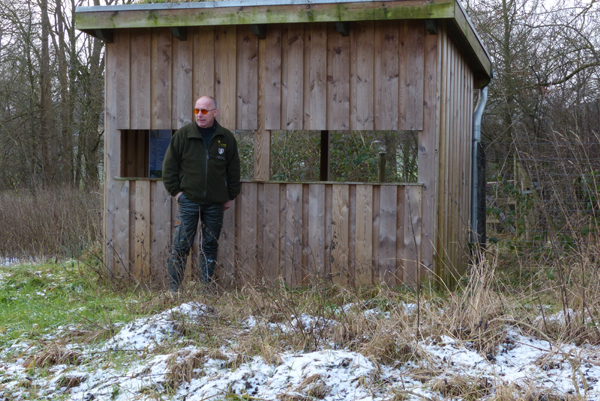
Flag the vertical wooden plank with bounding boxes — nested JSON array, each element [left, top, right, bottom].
[[115, 30, 130, 130], [215, 26, 237, 129], [301, 185, 310, 284], [350, 21, 374, 130], [324, 184, 333, 282], [150, 182, 171, 282], [113, 181, 130, 277], [283, 184, 303, 286], [264, 26, 282, 130], [355, 185, 373, 286], [218, 194, 236, 288], [331, 185, 349, 287], [262, 183, 280, 281], [135, 180, 151, 279], [404, 186, 422, 286], [172, 33, 193, 129], [129, 181, 137, 277], [396, 186, 406, 286], [308, 184, 325, 282], [104, 38, 119, 277], [304, 23, 327, 130], [327, 23, 350, 130], [131, 29, 151, 130], [255, 36, 270, 180], [239, 182, 258, 284], [378, 185, 397, 286], [418, 30, 441, 280], [399, 21, 425, 131], [281, 25, 304, 130], [374, 21, 399, 130], [237, 26, 258, 130], [151, 28, 172, 130], [348, 185, 357, 287], [371, 185, 381, 284], [437, 26, 450, 280], [194, 26, 215, 98]]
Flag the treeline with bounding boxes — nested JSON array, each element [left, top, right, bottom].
[[0, 0, 132, 190]]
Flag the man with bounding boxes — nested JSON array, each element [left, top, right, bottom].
[[162, 96, 240, 291]]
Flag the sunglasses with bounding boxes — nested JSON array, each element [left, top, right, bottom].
[[194, 108, 216, 115]]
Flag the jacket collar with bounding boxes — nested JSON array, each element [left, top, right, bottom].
[[187, 120, 223, 139]]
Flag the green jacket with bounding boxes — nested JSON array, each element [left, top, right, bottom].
[[162, 121, 241, 205]]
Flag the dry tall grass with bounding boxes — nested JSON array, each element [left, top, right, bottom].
[[0, 187, 102, 259]]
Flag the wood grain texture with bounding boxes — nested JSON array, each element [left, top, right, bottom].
[[378, 185, 397, 286], [193, 26, 215, 99], [304, 24, 327, 130], [399, 21, 425, 131], [237, 26, 258, 130], [331, 185, 349, 286], [239, 182, 258, 284], [218, 195, 236, 288], [355, 184, 373, 286], [215, 26, 237, 129], [255, 38, 271, 181], [115, 29, 130, 130], [283, 184, 303, 285], [308, 184, 325, 281], [261, 183, 280, 281], [135, 180, 151, 279], [131, 29, 151, 130], [172, 33, 193, 128], [281, 25, 304, 130], [104, 39, 118, 277], [374, 21, 399, 130], [327, 23, 350, 130], [350, 21, 374, 130], [264, 26, 282, 130], [403, 185, 422, 286], [151, 29, 172, 130], [418, 30, 441, 279], [113, 181, 130, 277], [150, 182, 171, 280]]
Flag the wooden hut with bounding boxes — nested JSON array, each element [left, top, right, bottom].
[[75, 0, 492, 288]]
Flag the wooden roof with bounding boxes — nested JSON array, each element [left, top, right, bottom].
[[76, 0, 491, 86]]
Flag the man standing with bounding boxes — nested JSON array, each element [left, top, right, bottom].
[[162, 96, 240, 291]]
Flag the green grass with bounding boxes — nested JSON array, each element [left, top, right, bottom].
[[0, 258, 153, 348]]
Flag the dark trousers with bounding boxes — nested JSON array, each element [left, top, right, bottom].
[[167, 194, 224, 291]]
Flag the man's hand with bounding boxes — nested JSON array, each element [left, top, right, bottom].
[[175, 191, 183, 201], [223, 200, 234, 211]]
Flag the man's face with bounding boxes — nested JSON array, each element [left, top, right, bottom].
[[195, 97, 218, 128]]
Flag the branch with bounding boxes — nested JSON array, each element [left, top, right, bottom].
[[538, 61, 600, 87]]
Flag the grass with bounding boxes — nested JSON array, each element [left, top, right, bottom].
[[0, 259, 153, 348], [1, 246, 598, 400]]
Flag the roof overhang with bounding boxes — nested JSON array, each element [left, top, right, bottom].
[[76, 0, 491, 87]]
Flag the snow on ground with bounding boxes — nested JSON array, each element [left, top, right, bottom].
[[1, 303, 599, 400]]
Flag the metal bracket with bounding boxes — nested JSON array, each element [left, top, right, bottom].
[[425, 19, 438, 35], [171, 27, 188, 41], [94, 29, 114, 43], [335, 22, 350, 37], [251, 24, 267, 39]]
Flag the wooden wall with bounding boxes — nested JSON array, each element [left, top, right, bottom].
[[435, 25, 474, 282], [102, 21, 475, 287]]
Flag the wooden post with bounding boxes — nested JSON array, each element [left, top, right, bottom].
[[320, 130, 330, 181], [378, 152, 386, 183]]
